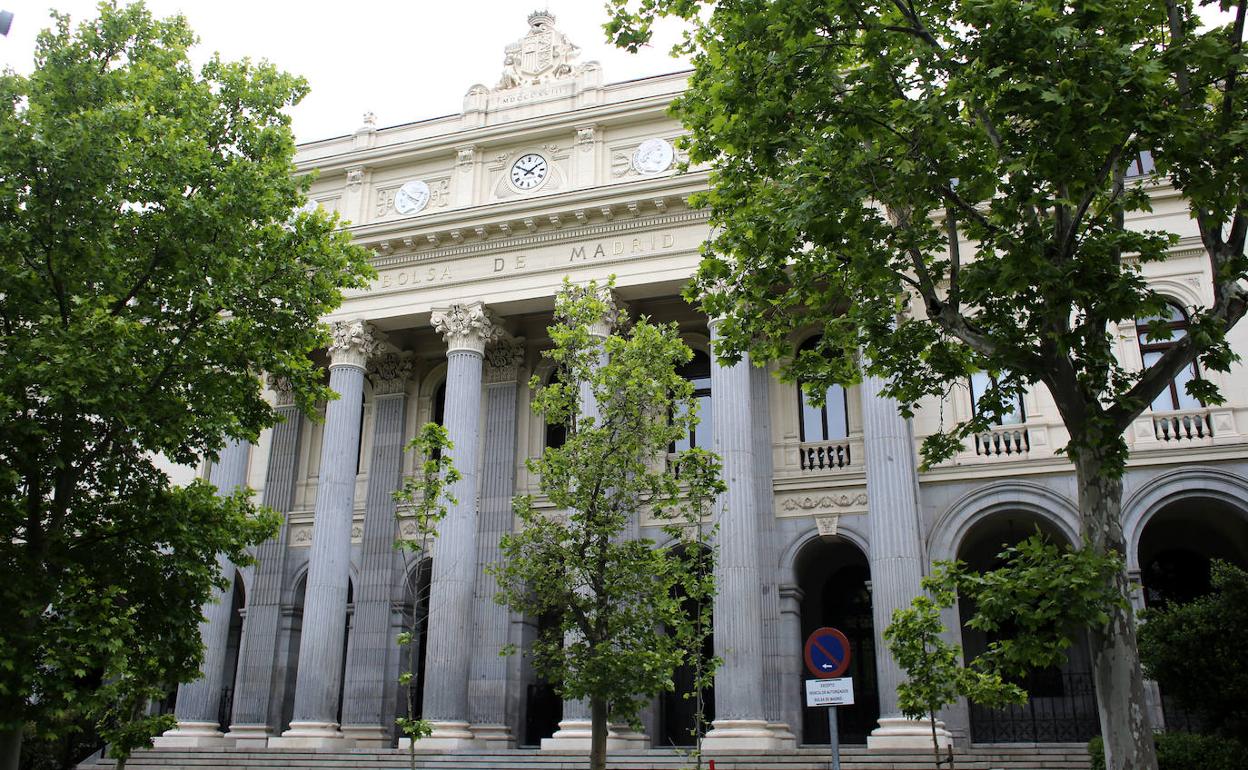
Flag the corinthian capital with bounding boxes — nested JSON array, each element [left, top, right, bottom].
[[368, 351, 413, 396], [559, 282, 627, 338], [431, 301, 504, 355], [328, 319, 381, 369]]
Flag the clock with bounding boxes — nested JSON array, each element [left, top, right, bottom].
[[632, 137, 674, 174], [509, 153, 549, 191], [393, 180, 431, 215]]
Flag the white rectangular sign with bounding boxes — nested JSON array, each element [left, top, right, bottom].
[[805, 677, 855, 707]]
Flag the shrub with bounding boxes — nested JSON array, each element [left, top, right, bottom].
[[1089, 733, 1248, 770]]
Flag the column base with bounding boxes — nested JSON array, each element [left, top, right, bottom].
[[153, 721, 230, 748], [701, 719, 785, 751], [540, 718, 591, 751], [267, 721, 354, 750], [399, 720, 479, 751], [767, 721, 798, 748], [607, 723, 649, 750], [341, 725, 390, 747], [469, 724, 514, 747], [224, 724, 271, 748], [866, 716, 952, 751]]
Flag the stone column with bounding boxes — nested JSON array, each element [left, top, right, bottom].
[[542, 289, 644, 751], [860, 371, 951, 750], [701, 317, 783, 751], [226, 377, 304, 746], [419, 302, 502, 750], [467, 338, 525, 746], [156, 439, 251, 747], [271, 320, 378, 748], [340, 352, 413, 746]]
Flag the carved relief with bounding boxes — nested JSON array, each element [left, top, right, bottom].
[[776, 490, 868, 518], [576, 126, 598, 152], [612, 139, 686, 178], [375, 177, 450, 218], [290, 524, 313, 546], [431, 301, 505, 354], [495, 12, 583, 90], [345, 167, 364, 190], [816, 514, 840, 538]]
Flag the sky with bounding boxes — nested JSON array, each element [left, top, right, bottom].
[[0, 1, 693, 143]]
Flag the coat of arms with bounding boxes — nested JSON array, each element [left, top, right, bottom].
[[497, 11, 582, 89]]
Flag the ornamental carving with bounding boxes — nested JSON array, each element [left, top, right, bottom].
[[485, 337, 526, 384], [777, 490, 868, 518], [329, 320, 380, 369], [456, 146, 477, 169], [265, 373, 295, 407], [431, 302, 505, 354], [576, 125, 597, 152], [345, 167, 364, 190], [369, 352, 413, 395], [496, 12, 583, 90]]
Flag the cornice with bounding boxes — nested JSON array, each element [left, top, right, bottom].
[[295, 93, 681, 175]]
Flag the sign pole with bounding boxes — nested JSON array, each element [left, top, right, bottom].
[[827, 705, 840, 770]]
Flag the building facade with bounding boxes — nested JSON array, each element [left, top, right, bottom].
[[155, 13, 1248, 755]]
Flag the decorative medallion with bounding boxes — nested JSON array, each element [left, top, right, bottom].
[[393, 180, 431, 215], [632, 137, 674, 174]]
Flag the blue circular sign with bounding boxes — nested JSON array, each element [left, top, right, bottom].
[[804, 627, 851, 679]]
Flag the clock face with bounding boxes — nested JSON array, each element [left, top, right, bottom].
[[632, 138, 674, 174], [393, 180, 430, 215], [510, 153, 549, 191]]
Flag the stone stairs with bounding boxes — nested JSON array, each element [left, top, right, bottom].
[[83, 744, 1092, 770]]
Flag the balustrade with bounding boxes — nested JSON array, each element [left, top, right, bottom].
[[1152, 409, 1213, 443], [974, 426, 1030, 457], [798, 441, 852, 471]]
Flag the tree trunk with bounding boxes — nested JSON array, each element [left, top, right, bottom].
[[0, 726, 21, 770], [1074, 449, 1158, 770], [589, 697, 608, 770]]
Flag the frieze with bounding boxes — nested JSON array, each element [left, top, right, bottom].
[[775, 489, 868, 518], [288, 522, 365, 546]]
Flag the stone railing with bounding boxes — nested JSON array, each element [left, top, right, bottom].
[[974, 425, 1030, 458], [1151, 408, 1214, 444], [798, 441, 853, 471]]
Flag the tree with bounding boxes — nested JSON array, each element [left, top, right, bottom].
[[606, 1, 1247, 767], [0, 3, 373, 767], [886, 535, 1124, 768], [391, 423, 459, 769], [1138, 560, 1248, 738], [491, 280, 724, 770]]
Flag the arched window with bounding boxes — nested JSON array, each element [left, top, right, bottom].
[[432, 382, 446, 425], [1136, 303, 1202, 411], [797, 337, 848, 442], [673, 350, 712, 452], [968, 371, 1025, 425]]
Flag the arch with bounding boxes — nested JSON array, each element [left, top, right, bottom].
[[778, 525, 871, 581], [681, 332, 711, 356], [928, 481, 1081, 564], [1122, 468, 1248, 571]]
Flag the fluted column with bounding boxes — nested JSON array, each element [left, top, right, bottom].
[[701, 317, 782, 751], [341, 352, 413, 746], [226, 377, 304, 746], [156, 438, 251, 747], [420, 302, 502, 750], [272, 320, 378, 748], [860, 371, 951, 750], [542, 289, 642, 751], [467, 339, 525, 746]]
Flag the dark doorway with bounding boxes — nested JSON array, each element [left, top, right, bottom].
[[660, 545, 715, 747], [219, 574, 246, 729], [796, 538, 878, 745], [959, 513, 1099, 743], [397, 558, 433, 735], [522, 611, 563, 746]]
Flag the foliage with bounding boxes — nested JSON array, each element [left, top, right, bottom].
[[391, 423, 459, 766], [0, 2, 372, 764], [606, 1, 1247, 766], [490, 279, 725, 770], [1138, 560, 1248, 738], [886, 535, 1122, 766], [1090, 734, 1248, 770]]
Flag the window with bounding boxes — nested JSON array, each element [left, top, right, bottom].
[[1124, 150, 1156, 179], [969, 371, 1025, 425], [797, 337, 849, 442], [673, 350, 712, 452], [1136, 303, 1202, 411]]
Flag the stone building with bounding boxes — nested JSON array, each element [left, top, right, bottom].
[[155, 12, 1248, 756]]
